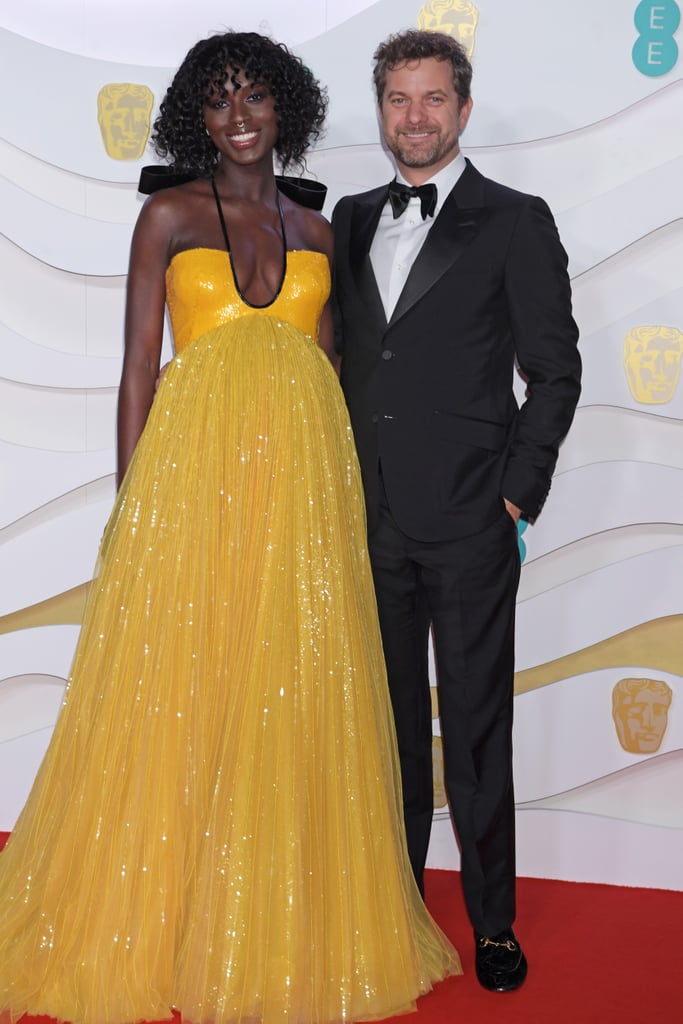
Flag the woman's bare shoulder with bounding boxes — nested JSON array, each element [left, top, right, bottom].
[[140, 178, 211, 219], [134, 179, 216, 252]]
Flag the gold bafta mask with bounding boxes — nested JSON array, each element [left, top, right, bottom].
[[430, 687, 448, 807], [623, 326, 683, 404], [612, 677, 673, 754], [97, 83, 154, 160], [432, 735, 448, 808], [417, 0, 479, 58]]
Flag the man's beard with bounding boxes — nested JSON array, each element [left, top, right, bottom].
[[388, 129, 458, 169]]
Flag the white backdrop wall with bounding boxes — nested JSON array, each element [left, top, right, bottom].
[[1, 0, 682, 890]]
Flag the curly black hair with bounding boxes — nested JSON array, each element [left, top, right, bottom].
[[152, 32, 327, 175]]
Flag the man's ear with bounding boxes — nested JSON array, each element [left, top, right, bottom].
[[459, 96, 474, 131]]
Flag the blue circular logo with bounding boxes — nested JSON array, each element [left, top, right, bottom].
[[632, 0, 681, 76]]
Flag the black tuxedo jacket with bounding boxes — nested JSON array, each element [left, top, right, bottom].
[[332, 159, 582, 542]]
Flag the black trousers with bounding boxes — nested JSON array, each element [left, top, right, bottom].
[[368, 477, 521, 936]]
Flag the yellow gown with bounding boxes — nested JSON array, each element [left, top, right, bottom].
[[0, 247, 461, 1024]]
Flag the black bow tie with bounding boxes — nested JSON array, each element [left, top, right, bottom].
[[387, 180, 438, 220]]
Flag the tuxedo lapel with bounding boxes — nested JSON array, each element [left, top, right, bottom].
[[347, 187, 389, 330], [389, 179, 489, 326]]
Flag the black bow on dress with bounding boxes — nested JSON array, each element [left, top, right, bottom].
[[137, 165, 327, 211]]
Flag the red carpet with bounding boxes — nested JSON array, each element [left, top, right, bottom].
[[406, 868, 682, 1023], [1, 833, 680, 1023]]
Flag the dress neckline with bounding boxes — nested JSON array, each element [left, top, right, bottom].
[[210, 177, 288, 310]]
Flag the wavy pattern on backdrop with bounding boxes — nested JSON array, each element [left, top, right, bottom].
[[0, 0, 681, 888]]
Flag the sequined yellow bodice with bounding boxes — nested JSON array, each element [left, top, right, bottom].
[[165, 248, 330, 352]]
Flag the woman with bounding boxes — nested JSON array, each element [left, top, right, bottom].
[[0, 32, 460, 1024]]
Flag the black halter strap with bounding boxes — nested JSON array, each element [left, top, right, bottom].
[[210, 177, 288, 310]]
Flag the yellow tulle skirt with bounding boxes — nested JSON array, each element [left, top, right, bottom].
[[0, 316, 460, 1024]]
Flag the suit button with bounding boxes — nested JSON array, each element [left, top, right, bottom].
[[371, 413, 379, 423], [382, 349, 393, 360]]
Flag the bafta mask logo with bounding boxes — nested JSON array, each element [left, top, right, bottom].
[[612, 677, 673, 754], [97, 83, 154, 160], [432, 735, 449, 809], [430, 687, 448, 808], [417, 0, 479, 58], [623, 325, 683, 404]]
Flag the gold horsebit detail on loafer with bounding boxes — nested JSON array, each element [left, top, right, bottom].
[[478, 937, 518, 951]]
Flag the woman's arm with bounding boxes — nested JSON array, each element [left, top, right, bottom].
[[117, 195, 173, 487]]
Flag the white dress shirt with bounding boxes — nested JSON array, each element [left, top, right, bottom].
[[370, 151, 467, 320]]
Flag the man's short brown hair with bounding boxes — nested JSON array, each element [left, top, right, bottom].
[[373, 29, 472, 106]]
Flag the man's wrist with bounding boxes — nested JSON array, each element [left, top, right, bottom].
[[503, 498, 523, 523]]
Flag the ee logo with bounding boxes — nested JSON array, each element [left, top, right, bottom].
[[516, 518, 528, 563], [632, 0, 680, 75]]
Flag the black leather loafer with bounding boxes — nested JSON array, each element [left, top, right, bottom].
[[474, 928, 528, 992]]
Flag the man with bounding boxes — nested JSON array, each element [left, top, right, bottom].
[[332, 30, 581, 992]]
